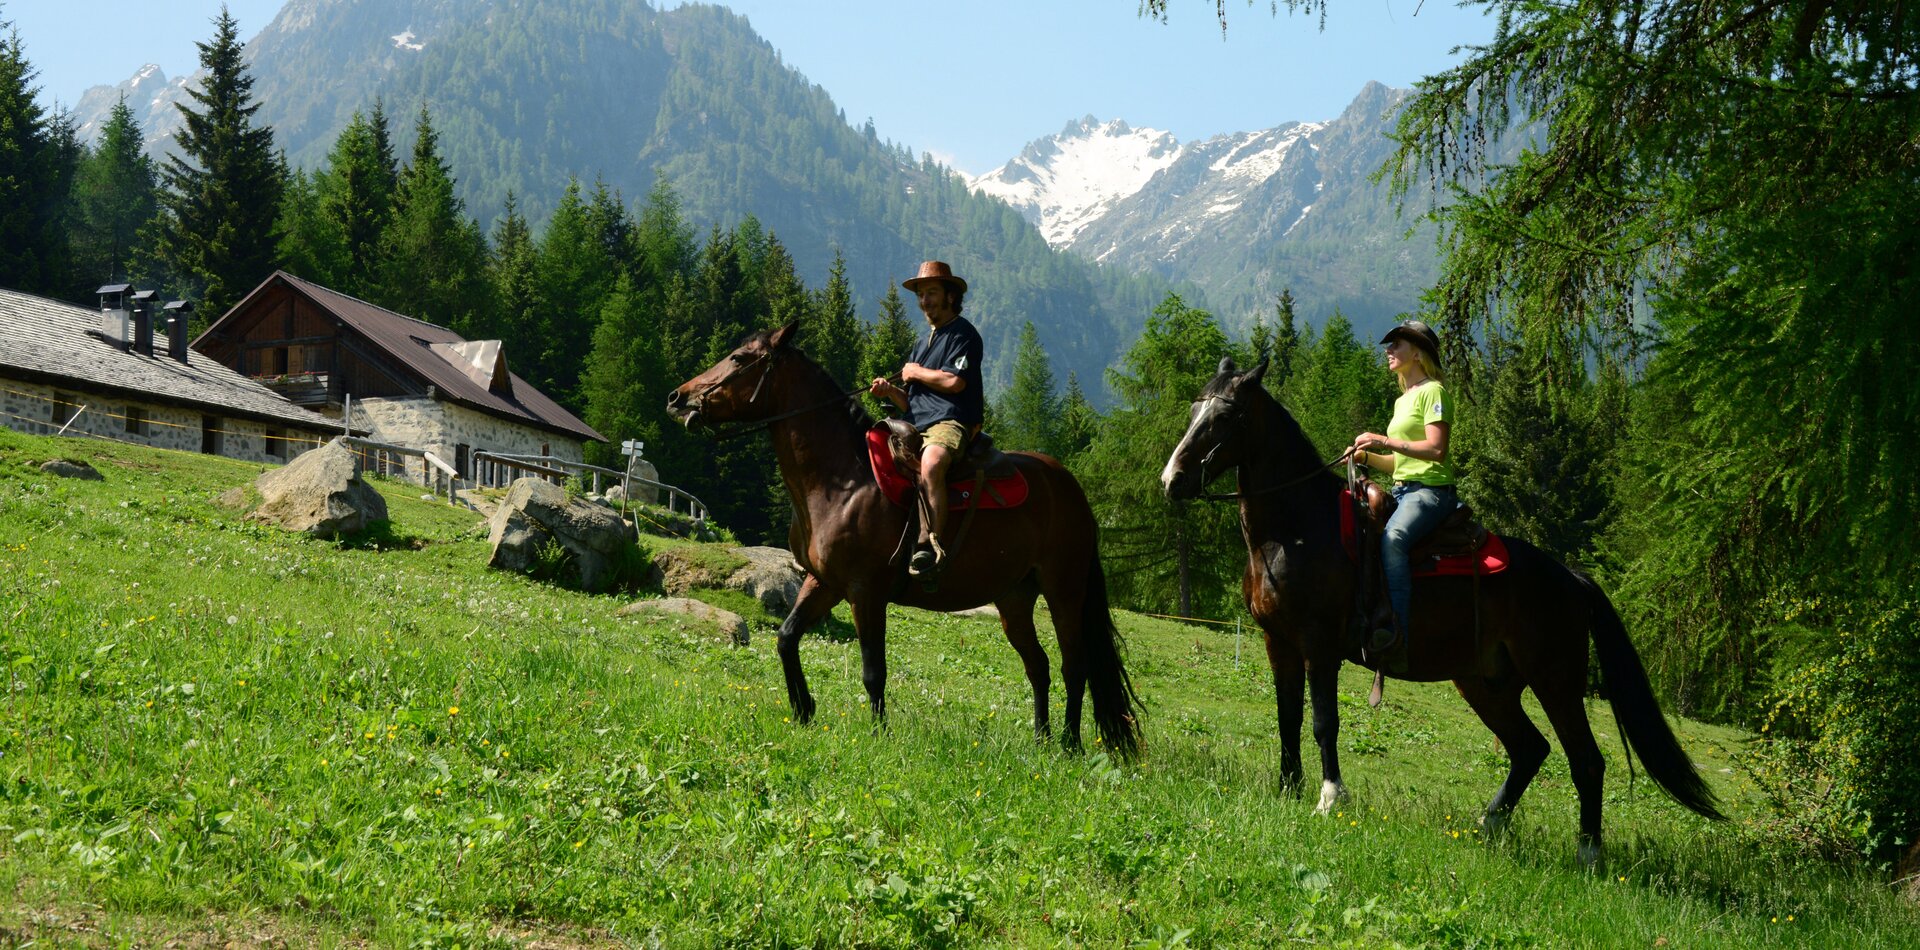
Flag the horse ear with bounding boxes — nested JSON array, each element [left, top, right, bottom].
[[1242, 357, 1269, 387], [1218, 356, 1238, 376], [768, 321, 800, 349]]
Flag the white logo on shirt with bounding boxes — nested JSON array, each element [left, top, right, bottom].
[[955, 355, 969, 371]]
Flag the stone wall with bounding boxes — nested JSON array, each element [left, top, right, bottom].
[[0, 375, 329, 464], [354, 396, 585, 471]]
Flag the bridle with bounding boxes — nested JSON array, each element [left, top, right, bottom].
[[1183, 394, 1350, 501], [689, 347, 878, 442]]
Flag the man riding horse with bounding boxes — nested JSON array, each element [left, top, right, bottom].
[[868, 261, 984, 579]]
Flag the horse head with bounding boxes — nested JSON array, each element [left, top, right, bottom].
[[666, 322, 801, 430], [1161, 355, 1269, 500]]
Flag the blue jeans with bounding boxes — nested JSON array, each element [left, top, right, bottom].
[[1381, 483, 1458, 633]]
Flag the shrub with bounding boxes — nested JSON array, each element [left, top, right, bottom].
[[1744, 589, 1920, 867]]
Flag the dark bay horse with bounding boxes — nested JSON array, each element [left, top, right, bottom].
[[1159, 357, 1721, 866], [667, 323, 1140, 756]]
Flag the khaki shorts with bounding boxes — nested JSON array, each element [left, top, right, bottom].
[[920, 419, 973, 454]]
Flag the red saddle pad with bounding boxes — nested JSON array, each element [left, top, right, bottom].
[[1339, 489, 1509, 576], [866, 427, 1030, 510]]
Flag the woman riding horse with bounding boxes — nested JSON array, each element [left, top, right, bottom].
[[1351, 319, 1458, 670]]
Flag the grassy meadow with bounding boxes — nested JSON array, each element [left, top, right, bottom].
[[0, 426, 1913, 947]]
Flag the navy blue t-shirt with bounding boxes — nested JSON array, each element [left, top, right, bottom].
[[904, 316, 984, 429]]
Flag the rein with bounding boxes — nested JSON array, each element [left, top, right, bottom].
[[1194, 453, 1350, 501], [700, 350, 885, 442]]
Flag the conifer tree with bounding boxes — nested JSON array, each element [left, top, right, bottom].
[[1078, 293, 1241, 616], [582, 274, 665, 469], [272, 164, 342, 285], [858, 282, 914, 417], [69, 96, 158, 291], [0, 23, 68, 295], [805, 250, 863, 390], [1282, 310, 1391, 460], [376, 108, 488, 335], [532, 179, 619, 402], [993, 320, 1060, 456], [151, 9, 282, 320], [1271, 287, 1301, 388], [1056, 371, 1100, 461], [482, 192, 539, 344], [317, 109, 397, 296]]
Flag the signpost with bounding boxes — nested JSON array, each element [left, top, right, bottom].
[[618, 440, 643, 516]]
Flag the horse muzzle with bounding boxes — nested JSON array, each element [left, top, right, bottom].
[[665, 390, 703, 429]]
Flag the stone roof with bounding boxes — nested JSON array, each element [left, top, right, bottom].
[[0, 285, 340, 431], [210, 273, 605, 443]]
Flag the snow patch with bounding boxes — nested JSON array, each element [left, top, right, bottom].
[[969, 119, 1182, 247], [1283, 204, 1315, 237], [391, 30, 425, 52]]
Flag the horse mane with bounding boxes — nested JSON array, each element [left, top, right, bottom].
[[754, 327, 875, 430], [1203, 370, 1331, 480]]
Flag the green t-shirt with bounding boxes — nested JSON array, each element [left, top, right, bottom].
[[1387, 380, 1456, 486]]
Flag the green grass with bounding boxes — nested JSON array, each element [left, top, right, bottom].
[[0, 427, 1912, 947]]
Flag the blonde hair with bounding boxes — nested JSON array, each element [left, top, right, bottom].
[[1399, 344, 1446, 392]]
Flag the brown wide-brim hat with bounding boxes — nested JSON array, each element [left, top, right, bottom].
[[1380, 319, 1441, 357], [902, 260, 967, 294]]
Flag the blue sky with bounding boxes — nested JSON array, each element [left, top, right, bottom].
[[12, 0, 1496, 175]]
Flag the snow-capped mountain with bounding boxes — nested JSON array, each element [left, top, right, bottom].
[[72, 64, 194, 153], [969, 82, 1437, 325], [969, 117, 1183, 247], [68, 0, 464, 160]]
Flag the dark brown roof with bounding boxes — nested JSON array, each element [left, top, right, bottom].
[[209, 272, 605, 443], [0, 285, 340, 431]]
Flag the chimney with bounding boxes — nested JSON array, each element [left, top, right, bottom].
[[131, 289, 158, 356], [164, 300, 194, 363], [97, 283, 132, 347]]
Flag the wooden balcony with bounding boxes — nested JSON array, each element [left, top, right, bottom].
[[256, 372, 332, 407]]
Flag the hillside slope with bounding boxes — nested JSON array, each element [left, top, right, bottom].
[[2, 428, 1912, 946]]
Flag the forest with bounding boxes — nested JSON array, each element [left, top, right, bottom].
[[2, 0, 1914, 883]]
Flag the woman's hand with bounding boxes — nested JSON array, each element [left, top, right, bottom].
[[1353, 432, 1389, 453]]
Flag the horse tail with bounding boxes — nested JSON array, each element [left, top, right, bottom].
[[1575, 569, 1724, 821], [1082, 555, 1143, 760]]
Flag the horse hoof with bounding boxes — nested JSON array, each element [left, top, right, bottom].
[[1481, 811, 1510, 838], [1577, 840, 1603, 872], [1315, 780, 1348, 816]]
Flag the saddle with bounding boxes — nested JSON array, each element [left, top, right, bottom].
[[867, 419, 1029, 511], [1345, 480, 1503, 572]]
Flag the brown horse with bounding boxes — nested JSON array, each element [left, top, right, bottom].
[[666, 323, 1141, 756], [1159, 357, 1721, 866]]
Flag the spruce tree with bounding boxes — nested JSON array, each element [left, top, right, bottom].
[[151, 9, 282, 320], [69, 95, 158, 292], [993, 320, 1060, 456], [582, 274, 665, 469], [272, 164, 342, 285], [485, 192, 540, 345], [858, 282, 914, 417], [1282, 310, 1391, 460], [376, 108, 488, 334], [532, 179, 618, 401], [317, 109, 397, 296], [805, 250, 862, 390], [0, 23, 66, 295], [1056, 371, 1100, 461]]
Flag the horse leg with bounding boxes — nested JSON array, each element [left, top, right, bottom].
[[1264, 634, 1306, 793], [1038, 577, 1089, 752], [775, 573, 840, 724], [851, 594, 889, 725], [1452, 677, 1551, 841], [1307, 659, 1347, 815], [994, 584, 1051, 741], [1535, 678, 1608, 870]]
